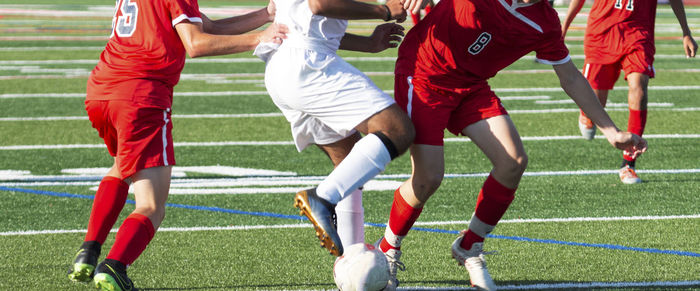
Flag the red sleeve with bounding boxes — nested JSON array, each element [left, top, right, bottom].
[[534, 31, 571, 65], [167, 0, 201, 26]]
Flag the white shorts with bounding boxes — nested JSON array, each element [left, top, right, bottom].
[[263, 46, 394, 151]]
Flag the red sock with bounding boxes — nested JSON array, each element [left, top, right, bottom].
[[106, 213, 155, 266], [624, 109, 647, 161], [461, 175, 516, 250], [380, 188, 423, 252], [84, 176, 129, 244]]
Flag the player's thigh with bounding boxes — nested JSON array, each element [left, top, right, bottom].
[[317, 132, 363, 166], [408, 143, 446, 193], [461, 115, 526, 170]]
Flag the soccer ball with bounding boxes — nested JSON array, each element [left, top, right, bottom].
[[333, 243, 390, 291]]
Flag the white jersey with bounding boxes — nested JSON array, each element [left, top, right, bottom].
[[255, 0, 394, 151], [274, 0, 347, 53]]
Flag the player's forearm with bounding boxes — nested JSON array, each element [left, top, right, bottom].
[[188, 33, 260, 57], [339, 33, 374, 52], [308, 0, 388, 20], [202, 9, 273, 35], [668, 0, 692, 37], [562, 0, 585, 36]]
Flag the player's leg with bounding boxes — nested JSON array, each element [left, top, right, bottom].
[[375, 74, 449, 290], [453, 114, 527, 291], [70, 101, 131, 283], [376, 144, 444, 290], [579, 62, 618, 140], [617, 49, 653, 184], [69, 162, 129, 283], [316, 133, 366, 247], [618, 72, 649, 184], [93, 104, 174, 291], [94, 166, 171, 291], [298, 106, 414, 255]]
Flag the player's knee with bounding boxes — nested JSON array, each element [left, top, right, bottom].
[[413, 174, 443, 200], [498, 154, 528, 179]]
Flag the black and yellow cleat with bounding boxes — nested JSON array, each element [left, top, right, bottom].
[[68, 241, 100, 283], [294, 188, 344, 256], [93, 259, 138, 291]]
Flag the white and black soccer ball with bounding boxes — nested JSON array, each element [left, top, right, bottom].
[[333, 243, 390, 291]]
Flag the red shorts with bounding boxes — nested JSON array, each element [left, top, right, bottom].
[[394, 74, 507, 146], [582, 49, 655, 90], [85, 100, 175, 179]]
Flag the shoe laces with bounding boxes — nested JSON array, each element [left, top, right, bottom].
[[385, 250, 406, 273]]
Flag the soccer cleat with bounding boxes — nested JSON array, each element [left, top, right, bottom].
[[68, 243, 100, 283], [451, 234, 496, 291], [619, 165, 642, 184], [93, 260, 138, 291], [374, 237, 405, 291], [578, 113, 596, 140], [294, 188, 344, 256]]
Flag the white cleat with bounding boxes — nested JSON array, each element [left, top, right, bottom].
[[452, 235, 496, 291], [578, 113, 596, 141], [619, 165, 642, 184], [375, 237, 405, 291]]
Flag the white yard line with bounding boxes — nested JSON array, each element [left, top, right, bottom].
[[2, 106, 699, 122], [0, 134, 698, 151], [0, 54, 695, 66], [2, 213, 699, 236], [2, 85, 700, 99]]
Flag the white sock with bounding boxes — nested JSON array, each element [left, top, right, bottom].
[[468, 215, 495, 238], [316, 134, 391, 204], [336, 189, 364, 247]]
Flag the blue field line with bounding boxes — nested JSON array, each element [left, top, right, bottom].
[[3, 186, 700, 258]]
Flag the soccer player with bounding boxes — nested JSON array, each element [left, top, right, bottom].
[[66, 1, 287, 290], [254, 0, 414, 275], [561, 0, 697, 184], [370, 0, 648, 289]]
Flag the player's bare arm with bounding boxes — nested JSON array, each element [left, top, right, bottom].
[[339, 23, 404, 53], [200, 0, 276, 35], [308, 0, 406, 22], [553, 60, 647, 156], [668, 0, 697, 58], [561, 0, 585, 38], [175, 21, 287, 58]]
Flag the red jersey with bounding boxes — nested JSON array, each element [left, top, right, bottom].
[[396, 0, 569, 89], [584, 0, 657, 64], [86, 0, 202, 109]]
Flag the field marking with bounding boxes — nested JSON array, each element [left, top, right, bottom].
[[3, 67, 700, 81], [3, 85, 700, 99], [2, 106, 700, 122], [0, 54, 696, 66], [3, 214, 699, 237], [2, 185, 699, 259], [1, 134, 698, 151], [399, 280, 700, 290]]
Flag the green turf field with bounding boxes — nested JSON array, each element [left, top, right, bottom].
[[1, 1, 699, 290]]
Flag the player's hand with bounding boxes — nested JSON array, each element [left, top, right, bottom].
[[368, 23, 405, 52], [385, 0, 408, 23], [607, 132, 648, 160], [401, 0, 429, 15], [682, 35, 697, 58], [258, 23, 288, 45], [266, 0, 277, 22]]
